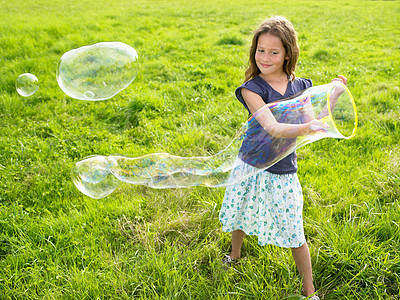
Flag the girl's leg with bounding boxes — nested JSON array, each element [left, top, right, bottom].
[[230, 230, 245, 259], [291, 242, 316, 296]]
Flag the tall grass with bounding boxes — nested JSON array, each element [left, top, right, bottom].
[[0, 0, 399, 299]]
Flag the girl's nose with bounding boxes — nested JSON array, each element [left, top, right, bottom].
[[262, 57, 271, 63], [263, 54, 271, 61]]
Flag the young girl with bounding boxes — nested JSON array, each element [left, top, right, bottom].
[[219, 16, 347, 299]]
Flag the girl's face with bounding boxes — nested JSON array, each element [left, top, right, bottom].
[[255, 32, 288, 80]]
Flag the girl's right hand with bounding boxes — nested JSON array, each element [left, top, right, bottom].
[[308, 119, 329, 133]]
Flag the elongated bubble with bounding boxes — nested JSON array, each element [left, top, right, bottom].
[[72, 82, 357, 198], [16, 73, 39, 97], [57, 42, 138, 101], [71, 155, 120, 199]]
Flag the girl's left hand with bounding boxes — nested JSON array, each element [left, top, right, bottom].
[[331, 75, 347, 85]]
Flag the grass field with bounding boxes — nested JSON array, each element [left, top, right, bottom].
[[0, 0, 399, 299]]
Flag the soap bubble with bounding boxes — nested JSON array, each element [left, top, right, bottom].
[[16, 73, 39, 97], [71, 155, 120, 199], [57, 42, 139, 101], [83, 91, 95, 99], [72, 81, 357, 198]]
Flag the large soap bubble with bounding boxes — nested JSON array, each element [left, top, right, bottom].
[[57, 42, 138, 101], [72, 81, 357, 198], [16, 73, 39, 97], [71, 155, 120, 199]]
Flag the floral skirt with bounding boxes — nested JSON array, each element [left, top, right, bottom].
[[219, 162, 305, 248]]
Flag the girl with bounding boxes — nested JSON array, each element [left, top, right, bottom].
[[219, 16, 347, 299]]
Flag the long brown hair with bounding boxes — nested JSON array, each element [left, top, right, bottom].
[[244, 16, 299, 82]]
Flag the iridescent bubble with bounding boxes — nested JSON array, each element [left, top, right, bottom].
[[57, 42, 139, 101], [71, 155, 120, 199], [16, 73, 39, 97], [72, 82, 358, 198]]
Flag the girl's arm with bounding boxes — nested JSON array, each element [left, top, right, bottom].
[[317, 75, 348, 119], [241, 88, 324, 139]]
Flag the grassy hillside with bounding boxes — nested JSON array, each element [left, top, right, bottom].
[[0, 0, 399, 299]]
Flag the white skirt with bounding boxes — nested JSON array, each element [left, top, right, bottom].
[[219, 161, 305, 248]]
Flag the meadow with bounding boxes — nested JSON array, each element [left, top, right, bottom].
[[0, 0, 399, 299]]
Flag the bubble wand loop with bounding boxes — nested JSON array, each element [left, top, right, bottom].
[[326, 82, 358, 139], [72, 82, 358, 199]]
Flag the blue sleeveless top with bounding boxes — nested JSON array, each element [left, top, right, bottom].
[[235, 76, 312, 174]]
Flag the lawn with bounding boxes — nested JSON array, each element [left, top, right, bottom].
[[0, 0, 399, 299]]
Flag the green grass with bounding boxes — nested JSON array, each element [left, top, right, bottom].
[[0, 0, 399, 299]]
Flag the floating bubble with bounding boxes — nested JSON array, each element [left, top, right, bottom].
[[71, 155, 120, 199], [57, 42, 138, 101], [83, 91, 95, 99], [16, 73, 39, 97], [72, 82, 357, 198]]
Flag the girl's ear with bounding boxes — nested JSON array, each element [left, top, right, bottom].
[[285, 56, 289, 60]]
